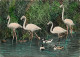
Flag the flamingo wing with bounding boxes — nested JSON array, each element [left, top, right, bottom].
[[52, 26, 67, 33], [25, 24, 41, 31], [64, 19, 75, 26], [8, 23, 22, 29]]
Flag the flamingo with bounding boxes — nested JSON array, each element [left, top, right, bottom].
[[60, 4, 75, 37], [7, 15, 22, 43], [47, 21, 67, 39], [21, 16, 41, 40]]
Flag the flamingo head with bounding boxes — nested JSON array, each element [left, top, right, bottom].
[[47, 21, 52, 25], [21, 16, 26, 20], [7, 15, 10, 20], [60, 4, 63, 8]]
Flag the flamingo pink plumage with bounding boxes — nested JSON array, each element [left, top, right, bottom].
[[21, 16, 41, 40], [7, 15, 22, 43], [47, 21, 67, 38], [60, 4, 75, 37]]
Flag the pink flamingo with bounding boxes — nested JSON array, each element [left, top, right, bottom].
[[47, 21, 67, 39], [60, 4, 75, 37], [21, 16, 41, 40], [7, 15, 22, 43]]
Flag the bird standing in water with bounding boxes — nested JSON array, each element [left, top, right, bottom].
[[47, 21, 67, 40], [21, 16, 41, 40], [7, 15, 22, 43], [60, 4, 75, 37]]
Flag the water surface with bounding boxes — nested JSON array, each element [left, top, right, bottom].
[[0, 33, 80, 57]]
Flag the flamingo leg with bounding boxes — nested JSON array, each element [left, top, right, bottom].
[[30, 32, 33, 41], [70, 26, 73, 37], [58, 34, 60, 41], [14, 30, 17, 43], [12, 29, 15, 43], [35, 32, 40, 40], [28, 31, 31, 41], [29, 31, 31, 36], [66, 25, 68, 38], [58, 34, 60, 44]]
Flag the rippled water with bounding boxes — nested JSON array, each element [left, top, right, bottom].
[[0, 33, 80, 57]]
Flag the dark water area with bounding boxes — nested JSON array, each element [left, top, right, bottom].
[[0, 33, 80, 57]]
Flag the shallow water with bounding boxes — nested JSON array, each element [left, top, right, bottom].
[[0, 33, 80, 57]]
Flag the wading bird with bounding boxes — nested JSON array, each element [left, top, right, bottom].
[[7, 15, 22, 43], [47, 21, 67, 40], [21, 16, 41, 40], [60, 4, 75, 37]]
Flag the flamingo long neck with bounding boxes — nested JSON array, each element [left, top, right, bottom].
[[7, 18, 10, 27], [62, 6, 65, 22], [23, 18, 26, 29], [50, 22, 54, 33]]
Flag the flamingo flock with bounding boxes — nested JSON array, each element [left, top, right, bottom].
[[6, 4, 75, 44]]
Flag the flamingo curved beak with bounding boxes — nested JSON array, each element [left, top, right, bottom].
[[21, 16, 26, 20], [47, 21, 52, 25], [59, 4, 63, 8], [20, 17, 23, 20], [7, 15, 10, 19], [47, 23, 49, 25]]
